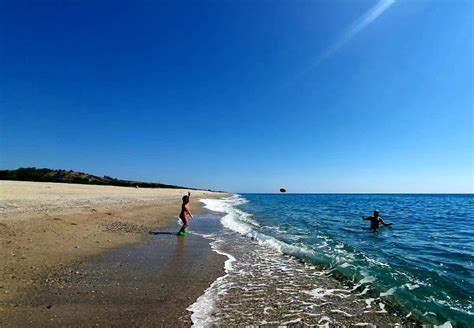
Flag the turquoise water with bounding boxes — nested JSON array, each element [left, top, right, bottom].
[[233, 194, 473, 326]]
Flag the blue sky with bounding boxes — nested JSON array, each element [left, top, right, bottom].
[[1, 0, 472, 193]]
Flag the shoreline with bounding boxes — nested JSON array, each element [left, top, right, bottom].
[[0, 180, 228, 325], [192, 195, 429, 327]]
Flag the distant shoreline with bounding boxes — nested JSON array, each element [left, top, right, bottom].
[[0, 167, 222, 191]]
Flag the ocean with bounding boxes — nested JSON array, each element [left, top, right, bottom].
[[188, 194, 473, 327]]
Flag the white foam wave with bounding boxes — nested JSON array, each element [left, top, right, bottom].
[[377, 302, 387, 313], [354, 323, 376, 327], [303, 287, 350, 300], [380, 287, 397, 297], [187, 237, 235, 327], [187, 196, 242, 327], [404, 283, 420, 290], [330, 309, 353, 317], [352, 273, 376, 291], [202, 195, 317, 262], [365, 298, 377, 308], [281, 318, 302, 325]]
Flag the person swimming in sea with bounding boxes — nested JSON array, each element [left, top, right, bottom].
[[362, 210, 392, 231], [177, 191, 194, 236]]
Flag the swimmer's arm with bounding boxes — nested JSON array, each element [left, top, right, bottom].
[[379, 217, 392, 226]]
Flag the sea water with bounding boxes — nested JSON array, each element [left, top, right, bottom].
[[188, 194, 473, 327]]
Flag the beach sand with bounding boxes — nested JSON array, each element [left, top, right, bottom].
[[0, 180, 228, 326]]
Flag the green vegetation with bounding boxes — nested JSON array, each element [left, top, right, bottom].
[[0, 167, 193, 189]]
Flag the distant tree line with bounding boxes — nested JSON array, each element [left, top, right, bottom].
[[0, 167, 197, 190]]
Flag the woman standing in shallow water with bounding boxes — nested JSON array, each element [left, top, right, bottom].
[[177, 191, 194, 236]]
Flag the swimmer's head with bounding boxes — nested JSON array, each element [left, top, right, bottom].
[[182, 195, 189, 204], [374, 210, 379, 217]]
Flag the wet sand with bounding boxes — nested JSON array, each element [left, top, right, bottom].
[[2, 232, 226, 327], [0, 180, 228, 326]]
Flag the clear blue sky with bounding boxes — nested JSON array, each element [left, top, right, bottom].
[[1, 0, 472, 193]]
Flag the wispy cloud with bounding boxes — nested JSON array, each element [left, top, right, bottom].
[[297, 0, 395, 78]]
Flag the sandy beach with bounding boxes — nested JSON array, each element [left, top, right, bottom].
[[0, 180, 228, 326]]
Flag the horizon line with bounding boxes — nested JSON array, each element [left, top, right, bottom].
[[235, 192, 473, 195]]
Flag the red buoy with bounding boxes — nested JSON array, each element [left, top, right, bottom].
[[280, 188, 286, 193]]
